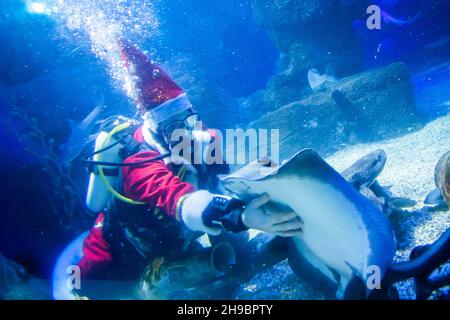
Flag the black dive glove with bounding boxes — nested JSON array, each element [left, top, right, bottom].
[[202, 195, 248, 233], [180, 192, 302, 237]]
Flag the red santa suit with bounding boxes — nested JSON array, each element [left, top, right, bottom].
[[77, 126, 200, 278], [75, 40, 242, 284], [52, 41, 253, 301]]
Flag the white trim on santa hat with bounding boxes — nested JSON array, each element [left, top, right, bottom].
[[142, 93, 192, 125]]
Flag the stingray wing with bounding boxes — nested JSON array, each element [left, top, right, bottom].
[[220, 149, 396, 298]]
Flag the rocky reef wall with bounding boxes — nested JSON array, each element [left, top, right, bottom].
[[0, 252, 50, 299], [164, 54, 242, 130], [248, 62, 423, 160], [245, 0, 369, 115], [237, 1, 425, 160]]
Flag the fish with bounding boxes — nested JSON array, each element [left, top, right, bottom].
[[424, 151, 450, 209], [341, 149, 417, 215], [340, 150, 392, 215], [307, 69, 337, 92], [425, 36, 450, 49], [59, 104, 104, 165], [381, 10, 421, 26], [424, 188, 445, 207], [219, 149, 397, 299], [138, 242, 237, 299], [331, 90, 374, 141], [137, 232, 291, 299], [53, 231, 288, 300], [413, 62, 450, 79], [341, 149, 387, 190]]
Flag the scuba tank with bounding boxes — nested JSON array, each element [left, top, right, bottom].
[[85, 116, 142, 213], [86, 133, 121, 213], [84, 116, 171, 213]]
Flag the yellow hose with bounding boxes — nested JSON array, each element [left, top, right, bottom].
[[96, 122, 145, 205]]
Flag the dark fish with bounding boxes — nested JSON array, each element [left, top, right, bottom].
[[52, 231, 289, 300], [424, 151, 450, 208], [424, 188, 445, 205], [372, 228, 450, 300], [331, 90, 373, 141], [371, 180, 417, 211]]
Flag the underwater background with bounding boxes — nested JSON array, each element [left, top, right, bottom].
[[0, 0, 449, 299]]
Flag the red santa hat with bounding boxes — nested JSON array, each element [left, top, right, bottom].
[[119, 40, 193, 125]]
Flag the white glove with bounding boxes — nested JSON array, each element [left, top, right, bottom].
[[241, 194, 304, 237], [180, 190, 222, 236]]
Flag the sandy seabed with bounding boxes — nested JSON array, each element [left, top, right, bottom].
[[326, 114, 450, 299], [327, 114, 450, 254]]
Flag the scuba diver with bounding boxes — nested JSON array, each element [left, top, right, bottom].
[[57, 41, 303, 299]]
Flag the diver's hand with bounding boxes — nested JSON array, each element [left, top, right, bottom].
[[241, 194, 303, 237], [181, 190, 222, 236]]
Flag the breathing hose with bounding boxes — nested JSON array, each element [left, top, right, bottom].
[[96, 122, 145, 205]]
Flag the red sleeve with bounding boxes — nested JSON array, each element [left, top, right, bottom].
[[122, 150, 195, 218], [78, 213, 112, 278]]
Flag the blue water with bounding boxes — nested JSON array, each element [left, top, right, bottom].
[[0, 0, 449, 297]]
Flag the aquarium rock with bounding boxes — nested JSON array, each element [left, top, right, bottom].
[[165, 54, 241, 130], [0, 252, 49, 299], [247, 62, 423, 161], [249, 0, 365, 110]]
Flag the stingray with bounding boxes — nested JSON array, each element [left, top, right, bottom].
[[219, 149, 450, 299], [219, 149, 397, 299], [52, 149, 448, 300]]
